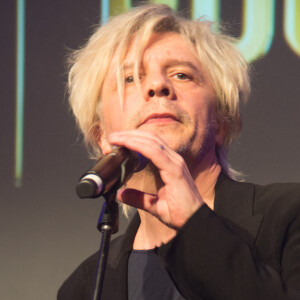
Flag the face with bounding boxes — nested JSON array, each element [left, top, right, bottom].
[[100, 32, 221, 164]]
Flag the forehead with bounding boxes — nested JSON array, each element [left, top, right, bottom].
[[124, 32, 200, 67]]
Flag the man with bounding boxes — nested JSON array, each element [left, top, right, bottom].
[[58, 4, 300, 299]]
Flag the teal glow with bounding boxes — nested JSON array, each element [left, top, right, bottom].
[[284, 0, 300, 56], [101, 0, 109, 24], [151, 0, 178, 10], [15, 0, 26, 187], [236, 0, 275, 63], [109, 0, 131, 16], [191, 0, 220, 23], [284, 0, 295, 45]]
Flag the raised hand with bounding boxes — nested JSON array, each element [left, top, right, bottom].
[[108, 130, 204, 229]]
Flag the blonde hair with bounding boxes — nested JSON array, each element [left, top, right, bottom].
[[68, 4, 250, 179]]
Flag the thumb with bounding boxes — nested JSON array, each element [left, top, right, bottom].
[[117, 188, 158, 211]]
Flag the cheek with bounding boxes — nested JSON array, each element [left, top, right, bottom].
[[188, 93, 218, 139], [182, 90, 216, 120], [101, 98, 124, 134]]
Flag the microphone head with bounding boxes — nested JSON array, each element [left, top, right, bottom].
[[76, 173, 103, 198], [76, 179, 97, 198], [75, 146, 148, 199]]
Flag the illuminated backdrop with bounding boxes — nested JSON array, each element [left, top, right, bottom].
[[13, 0, 300, 186], [2, 1, 300, 299]]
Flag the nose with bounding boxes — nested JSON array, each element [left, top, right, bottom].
[[148, 88, 169, 97], [143, 73, 174, 100]]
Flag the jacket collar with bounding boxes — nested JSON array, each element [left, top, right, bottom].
[[214, 173, 263, 247], [108, 212, 140, 269]]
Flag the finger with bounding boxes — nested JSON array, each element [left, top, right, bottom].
[[117, 188, 158, 212], [110, 130, 174, 153], [109, 131, 181, 171], [111, 136, 177, 174], [110, 134, 169, 157]]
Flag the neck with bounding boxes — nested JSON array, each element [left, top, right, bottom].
[[192, 153, 221, 210], [133, 211, 177, 249], [128, 151, 221, 250]]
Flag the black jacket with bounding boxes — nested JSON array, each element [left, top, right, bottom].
[[58, 174, 300, 299]]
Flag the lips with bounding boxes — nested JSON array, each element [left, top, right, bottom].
[[140, 113, 179, 126]]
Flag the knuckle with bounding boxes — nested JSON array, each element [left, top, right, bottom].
[[173, 158, 186, 178]]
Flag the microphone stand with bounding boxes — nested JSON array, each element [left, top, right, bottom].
[[76, 148, 147, 299], [92, 189, 119, 300]]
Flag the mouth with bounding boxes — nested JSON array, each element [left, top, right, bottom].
[[139, 113, 180, 126]]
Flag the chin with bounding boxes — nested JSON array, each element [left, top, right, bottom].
[[159, 133, 186, 150]]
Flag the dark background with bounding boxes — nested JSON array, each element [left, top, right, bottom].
[[1, 1, 299, 299]]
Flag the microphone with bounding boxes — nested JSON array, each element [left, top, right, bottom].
[[76, 146, 148, 199]]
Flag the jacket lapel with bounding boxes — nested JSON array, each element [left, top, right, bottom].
[[214, 173, 263, 248]]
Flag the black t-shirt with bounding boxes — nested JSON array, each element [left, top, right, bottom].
[[128, 249, 185, 299]]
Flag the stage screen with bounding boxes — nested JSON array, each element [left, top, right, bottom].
[[1, 1, 300, 299]]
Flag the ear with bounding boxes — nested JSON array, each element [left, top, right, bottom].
[[98, 136, 112, 155], [95, 123, 112, 155]]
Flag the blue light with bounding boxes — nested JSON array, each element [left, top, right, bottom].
[[15, 0, 26, 187], [101, 0, 110, 24]]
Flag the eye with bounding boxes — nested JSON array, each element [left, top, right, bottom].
[[173, 73, 191, 80], [125, 75, 134, 84]]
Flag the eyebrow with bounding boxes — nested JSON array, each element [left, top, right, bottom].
[[123, 63, 135, 71], [165, 59, 198, 68], [164, 59, 202, 74], [124, 60, 201, 73]]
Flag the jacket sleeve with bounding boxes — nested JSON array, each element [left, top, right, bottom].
[[158, 205, 300, 300]]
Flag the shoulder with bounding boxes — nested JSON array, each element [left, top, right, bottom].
[[217, 173, 300, 216], [57, 251, 98, 300], [57, 235, 124, 300], [215, 174, 300, 236], [249, 182, 300, 270], [253, 182, 300, 216]]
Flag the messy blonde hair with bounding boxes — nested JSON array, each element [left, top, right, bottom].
[[68, 4, 250, 179]]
